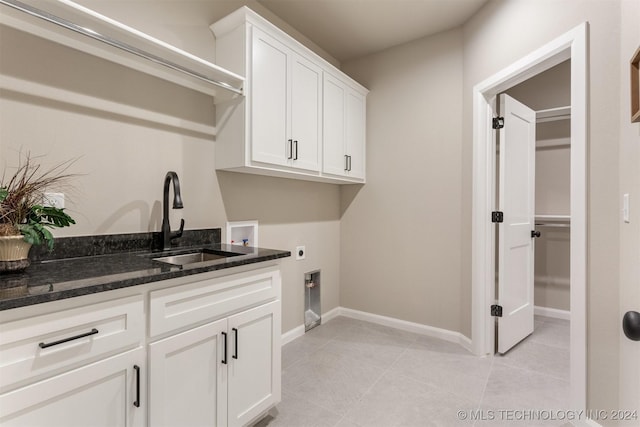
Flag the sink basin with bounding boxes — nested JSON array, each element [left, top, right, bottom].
[[153, 249, 243, 266]]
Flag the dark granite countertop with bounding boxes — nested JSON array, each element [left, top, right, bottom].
[[0, 228, 290, 311]]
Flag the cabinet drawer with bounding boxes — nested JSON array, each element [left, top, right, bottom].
[[150, 267, 280, 337], [0, 295, 144, 391]]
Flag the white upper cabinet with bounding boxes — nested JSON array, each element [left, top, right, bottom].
[[323, 73, 367, 180], [211, 7, 367, 184], [250, 27, 321, 172]]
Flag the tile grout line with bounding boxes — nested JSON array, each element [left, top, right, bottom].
[[474, 354, 496, 426], [332, 336, 414, 427]]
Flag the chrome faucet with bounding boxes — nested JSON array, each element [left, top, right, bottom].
[[162, 171, 184, 250]]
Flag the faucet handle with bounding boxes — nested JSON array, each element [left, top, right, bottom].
[[177, 219, 185, 238], [170, 219, 185, 241]]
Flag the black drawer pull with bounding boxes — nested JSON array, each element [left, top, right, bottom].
[[133, 365, 141, 408], [39, 328, 99, 349]]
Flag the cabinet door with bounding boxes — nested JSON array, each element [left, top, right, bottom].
[[322, 74, 347, 176], [345, 89, 366, 180], [251, 26, 289, 167], [149, 319, 227, 427], [0, 348, 145, 427], [290, 54, 321, 172], [227, 300, 281, 427]]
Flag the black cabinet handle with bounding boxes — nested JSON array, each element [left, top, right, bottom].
[[133, 365, 141, 408], [287, 139, 293, 159], [39, 328, 99, 349], [531, 230, 541, 238], [348, 155, 352, 171], [293, 141, 298, 160], [623, 311, 640, 341], [221, 331, 228, 364], [232, 328, 238, 359], [344, 154, 349, 171]]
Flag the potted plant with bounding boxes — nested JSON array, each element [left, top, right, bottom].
[[0, 153, 76, 272]]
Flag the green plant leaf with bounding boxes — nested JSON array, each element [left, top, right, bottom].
[[0, 187, 7, 203]]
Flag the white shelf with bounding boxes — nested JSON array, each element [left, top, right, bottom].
[[0, 0, 244, 102], [536, 106, 571, 123], [535, 214, 571, 222]]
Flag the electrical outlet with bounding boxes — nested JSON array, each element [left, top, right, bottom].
[[43, 192, 65, 209], [296, 245, 306, 260]]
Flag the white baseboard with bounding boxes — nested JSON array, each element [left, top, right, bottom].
[[281, 306, 342, 345], [281, 306, 473, 352], [583, 418, 603, 427], [281, 324, 304, 345], [321, 306, 341, 323], [534, 305, 571, 321], [337, 307, 473, 352]]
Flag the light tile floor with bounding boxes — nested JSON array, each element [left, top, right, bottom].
[[255, 315, 571, 427]]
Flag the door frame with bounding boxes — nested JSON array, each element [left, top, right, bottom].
[[471, 22, 588, 411]]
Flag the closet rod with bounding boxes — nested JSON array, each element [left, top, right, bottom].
[[0, 0, 243, 96]]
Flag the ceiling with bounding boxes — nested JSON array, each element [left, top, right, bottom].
[[256, 0, 488, 62]]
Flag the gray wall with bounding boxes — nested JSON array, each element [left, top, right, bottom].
[[618, 0, 640, 413], [340, 29, 465, 333]]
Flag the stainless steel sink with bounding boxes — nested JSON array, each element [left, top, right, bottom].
[[153, 249, 243, 266]]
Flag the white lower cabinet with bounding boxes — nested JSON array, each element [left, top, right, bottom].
[[227, 300, 281, 427], [149, 300, 281, 427], [0, 347, 145, 427], [149, 266, 282, 427], [0, 265, 282, 427], [149, 319, 227, 427]]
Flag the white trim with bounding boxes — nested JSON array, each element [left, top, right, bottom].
[[321, 306, 342, 323], [534, 306, 571, 321], [281, 324, 304, 345], [281, 307, 473, 353], [339, 307, 473, 352], [280, 306, 342, 345], [471, 22, 588, 412]]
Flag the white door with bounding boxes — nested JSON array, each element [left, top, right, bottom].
[[497, 93, 537, 354], [0, 348, 145, 427], [290, 54, 321, 172], [345, 89, 366, 179], [149, 319, 227, 427], [322, 74, 347, 177], [227, 300, 281, 427], [251, 27, 289, 167]]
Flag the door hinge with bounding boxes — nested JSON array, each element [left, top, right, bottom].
[[492, 117, 504, 129], [491, 211, 504, 223], [491, 304, 503, 317]]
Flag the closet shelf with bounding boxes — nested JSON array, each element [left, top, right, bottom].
[[535, 214, 571, 223], [0, 0, 244, 102], [536, 106, 571, 123]]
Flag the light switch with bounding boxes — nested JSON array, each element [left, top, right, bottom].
[[623, 193, 630, 223]]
